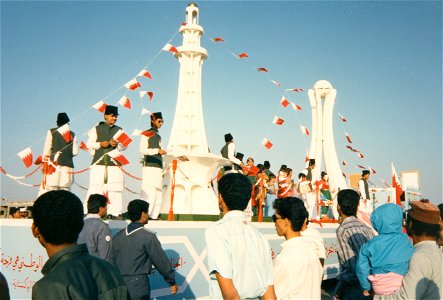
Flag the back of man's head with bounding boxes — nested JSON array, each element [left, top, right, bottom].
[[273, 197, 308, 232], [218, 173, 252, 211], [33, 190, 84, 245], [337, 189, 360, 217], [127, 199, 149, 222], [87, 194, 108, 214]]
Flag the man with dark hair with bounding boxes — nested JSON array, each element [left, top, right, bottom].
[[31, 190, 127, 299], [140, 112, 167, 220], [205, 173, 276, 299], [9, 207, 23, 219], [334, 189, 374, 300], [77, 194, 112, 260], [302, 158, 318, 220], [272, 197, 323, 299], [111, 199, 178, 299], [263, 160, 273, 177], [220, 133, 244, 174], [358, 170, 373, 213], [379, 200, 442, 299]]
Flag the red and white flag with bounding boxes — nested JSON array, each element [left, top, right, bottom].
[[357, 152, 364, 158], [212, 37, 224, 43], [181, 22, 187, 26], [137, 69, 152, 79], [300, 125, 310, 136], [271, 80, 281, 87], [368, 167, 377, 174], [79, 141, 89, 151], [18, 147, 33, 168], [34, 155, 43, 165], [291, 103, 302, 111], [93, 100, 107, 113], [113, 129, 133, 147], [273, 116, 285, 126], [339, 113, 347, 122], [342, 172, 347, 178], [345, 132, 352, 143], [162, 43, 178, 53], [237, 52, 248, 59], [118, 96, 131, 109], [286, 88, 304, 92], [125, 79, 141, 91], [391, 163, 403, 205], [141, 108, 152, 116], [108, 149, 129, 166], [131, 129, 143, 136], [280, 96, 289, 108], [357, 164, 366, 169], [261, 138, 273, 150], [257, 67, 268, 72], [57, 124, 73, 143], [139, 91, 154, 101], [342, 160, 347, 165]]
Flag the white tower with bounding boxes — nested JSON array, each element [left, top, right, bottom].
[[162, 3, 226, 216], [307, 80, 347, 191]]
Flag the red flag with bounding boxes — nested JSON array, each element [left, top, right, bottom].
[[261, 138, 273, 149], [257, 67, 268, 72], [118, 96, 131, 109], [345, 132, 352, 144], [212, 37, 224, 42], [305, 156, 310, 162], [181, 22, 187, 26], [357, 164, 366, 169], [342, 160, 347, 166], [80, 141, 89, 151], [113, 130, 133, 147], [57, 124, 73, 143], [139, 91, 154, 101], [271, 80, 281, 87], [18, 147, 33, 168], [137, 69, 152, 79], [141, 130, 155, 138], [108, 149, 129, 165], [272, 116, 285, 126], [342, 172, 347, 178], [300, 125, 309, 136], [368, 167, 376, 174], [103, 190, 110, 204], [125, 79, 142, 91], [287, 88, 304, 92], [34, 155, 43, 165], [162, 43, 178, 53], [391, 163, 403, 205], [141, 108, 152, 116], [237, 52, 249, 59], [339, 113, 347, 122], [93, 100, 107, 113], [280, 96, 289, 108], [291, 103, 302, 111], [357, 152, 364, 158]]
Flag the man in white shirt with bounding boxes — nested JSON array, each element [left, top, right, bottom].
[[205, 173, 276, 299], [272, 197, 323, 299], [220, 133, 244, 174], [301, 219, 326, 267]]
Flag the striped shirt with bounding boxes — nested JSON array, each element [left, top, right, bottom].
[[336, 216, 375, 284]]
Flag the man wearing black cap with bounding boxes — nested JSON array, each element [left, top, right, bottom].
[[358, 170, 374, 214], [38, 112, 78, 195], [220, 133, 243, 174], [379, 200, 442, 299], [302, 159, 318, 220], [140, 112, 166, 220], [86, 105, 126, 218]]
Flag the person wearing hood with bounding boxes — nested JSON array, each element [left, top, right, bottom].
[[356, 203, 414, 296]]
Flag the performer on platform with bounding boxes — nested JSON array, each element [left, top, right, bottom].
[[220, 133, 243, 174], [86, 105, 126, 218], [302, 159, 318, 220], [140, 112, 166, 220], [359, 170, 374, 214], [39, 112, 78, 196]]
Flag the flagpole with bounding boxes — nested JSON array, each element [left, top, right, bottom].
[[168, 160, 178, 221]]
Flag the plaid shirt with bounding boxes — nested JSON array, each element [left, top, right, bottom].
[[336, 216, 374, 284]]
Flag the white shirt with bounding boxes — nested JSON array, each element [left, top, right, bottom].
[[205, 210, 273, 299], [273, 236, 323, 299], [227, 143, 242, 165], [301, 227, 326, 260]]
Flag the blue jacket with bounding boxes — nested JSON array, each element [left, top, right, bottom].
[[356, 203, 414, 291]]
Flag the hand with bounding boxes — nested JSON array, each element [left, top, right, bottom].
[[159, 149, 167, 155], [363, 290, 370, 296], [110, 139, 118, 148], [170, 284, 178, 294]]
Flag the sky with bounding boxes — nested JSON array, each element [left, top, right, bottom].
[[1, 1, 442, 204]]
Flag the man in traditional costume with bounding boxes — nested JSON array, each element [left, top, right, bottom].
[[140, 112, 166, 220], [302, 159, 318, 220], [358, 170, 374, 214], [220, 133, 243, 174], [38, 112, 78, 195], [86, 105, 125, 218]]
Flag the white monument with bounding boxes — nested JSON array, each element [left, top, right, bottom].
[[162, 3, 226, 216], [307, 80, 347, 191]]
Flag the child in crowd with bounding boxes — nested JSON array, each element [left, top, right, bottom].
[[356, 203, 414, 296], [265, 174, 277, 217]]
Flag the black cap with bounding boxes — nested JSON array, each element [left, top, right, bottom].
[[224, 133, 233, 143], [309, 159, 316, 166], [362, 170, 370, 176], [57, 112, 70, 126], [263, 160, 270, 169], [235, 152, 244, 161], [150, 112, 163, 121], [104, 105, 119, 116]]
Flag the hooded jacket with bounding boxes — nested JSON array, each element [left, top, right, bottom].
[[356, 203, 414, 291]]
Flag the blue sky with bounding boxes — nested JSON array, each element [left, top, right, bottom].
[[1, 1, 441, 203]]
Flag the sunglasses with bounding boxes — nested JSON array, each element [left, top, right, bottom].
[[272, 214, 283, 222]]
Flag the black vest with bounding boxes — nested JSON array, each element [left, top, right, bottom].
[[220, 143, 229, 159], [143, 128, 162, 169], [92, 122, 122, 166], [361, 178, 370, 199], [50, 127, 75, 168]]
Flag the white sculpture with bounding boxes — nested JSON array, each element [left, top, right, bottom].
[[162, 3, 227, 216]]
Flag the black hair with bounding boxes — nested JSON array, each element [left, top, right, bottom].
[[263, 161, 270, 169], [337, 189, 360, 217], [127, 199, 150, 222], [10, 207, 19, 215], [438, 203, 443, 220], [218, 173, 252, 211], [87, 194, 108, 214], [268, 173, 276, 180], [298, 173, 306, 179], [33, 190, 84, 245], [406, 215, 440, 240], [273, 197, 308, 232]]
